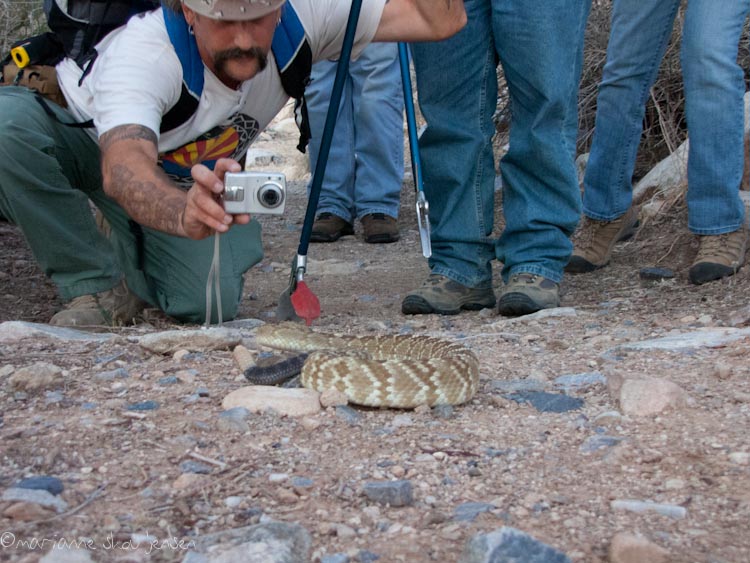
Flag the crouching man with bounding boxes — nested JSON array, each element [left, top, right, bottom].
[[0, 0, 465, 326]]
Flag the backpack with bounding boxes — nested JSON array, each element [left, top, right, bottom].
[[3, 0, 312, 142]]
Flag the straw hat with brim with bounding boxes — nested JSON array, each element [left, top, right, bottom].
[[182, 0, 286, 20]]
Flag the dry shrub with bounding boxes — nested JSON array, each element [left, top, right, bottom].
[[496, 1, 750, 181], [0, 0, 46, 55]]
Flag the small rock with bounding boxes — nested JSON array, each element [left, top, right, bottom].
[[179, 460, 213, 474], [335, 405, 362, 425], [1, 487, 68, 512], [460, 526, 570, 563], [639, 267, 675, 281], [138, 327, 242, 354], [321, 554, 350, 563], [225, 496, 244, 508], [8, 362, 63, 392], [712, 363, 733, 380], [609, 532, 669, 563], [172, 473, 207, 490], [300, 416, 322, 431], [3, 501, 55, 521], [320, 388, 349, 408], [222, 386, 321, 417], [95, 368, 129, 381], [125, 400, 160, 411], [580, 435, 623, 453], [618, 378, 689, 416], [729, 452, 750, 465], [362, 480, 414, 507], [453, 502, 496, 522], [217, 407, 251, 433], [173, 348, 191, 361], [611, 499, 686, 519], [15, 475, 64, 496], [505, 391, 584, 413]]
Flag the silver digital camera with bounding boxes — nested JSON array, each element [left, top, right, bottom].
[[223, 171, 286, 215]]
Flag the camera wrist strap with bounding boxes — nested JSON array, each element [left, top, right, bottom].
[[204, 231, 223, 328]]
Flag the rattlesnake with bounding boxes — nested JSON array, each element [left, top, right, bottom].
[[246, 323, 479, 408]]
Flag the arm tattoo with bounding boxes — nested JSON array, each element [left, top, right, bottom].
[[101, 124, 185, 235], [100, 124, 157, 152]]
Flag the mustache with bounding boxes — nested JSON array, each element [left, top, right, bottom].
[[214, 47, 268, 72]]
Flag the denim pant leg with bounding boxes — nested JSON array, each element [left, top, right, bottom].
[[681, 0, 750, 234], [0, 86, 122, 300], [492, 0, 583, 283], [411, 0, 497, 289], [565, 0, 594, 159], [583, 0, 681, 220], [306, 58, 356, 222], [350, 42, 404, 220]]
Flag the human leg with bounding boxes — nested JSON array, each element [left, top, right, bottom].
[[492, 0, 583, 289], [582, 0, 681, 221], [681, 0, 750, 283], [306, 57, 356, 240], [402, 0, 498, 314], [0, 87, 122, 300], [349, 42, 403, 221]]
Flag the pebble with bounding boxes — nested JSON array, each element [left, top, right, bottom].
[[95, 368, 129, 381], [335, 405, 362, 425], [125, 400, 160, 411], [639, 267, 675, 281], [580, 435, 623, 453], [233, 344, 256, 371], [611, 499, 686, 520], [460, 526, 571, 563], [222, 386, 321, 417], [138, 327, 242, 354], [618, 378, 688, 416], [1, 487, 68, 512], [173, 348, 191, 361], [609, 532, 669, 563], [363, 480, 414, 507], [217, 407, 251, 433], [179, 460, 212, 474], [504, 391, 584, 413], [9, 362, 63, 392], [320, 388, 349, 407], [300, 416, 322, 431], [321, 555, 350, 563], [224, 496, 244, 508], [728, 452, 750, 465], [15, 475, 64, 496], [453, 502, 496, 522]]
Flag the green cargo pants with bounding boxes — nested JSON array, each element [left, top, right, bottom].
[[0, 86, 263, 323]]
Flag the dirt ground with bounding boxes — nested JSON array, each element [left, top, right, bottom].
[[2, 120, 750, 563]]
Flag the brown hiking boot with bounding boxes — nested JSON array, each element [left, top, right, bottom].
[[497, 273, 560, 316], [689, 227, 748, 285], [566, 207, 639, 273], [401, 274, 496, 315], [361, 213, 399, 244], [50, 280, 146, 328], [310, 212, 354, 243]]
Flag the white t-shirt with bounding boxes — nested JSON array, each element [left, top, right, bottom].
[[56, 0, 386, 184]]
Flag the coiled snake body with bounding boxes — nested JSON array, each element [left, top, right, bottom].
[[246, 323, 479, 408]]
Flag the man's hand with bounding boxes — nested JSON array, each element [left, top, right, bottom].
[[185, 158, 251, 240], [374, 0, 466, 43], [100, 125, 250, 240]]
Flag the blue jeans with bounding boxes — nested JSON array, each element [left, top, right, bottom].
[[411, 0, 586, 286], [306, 42, 404, 222], [583, 0, 750, 234]]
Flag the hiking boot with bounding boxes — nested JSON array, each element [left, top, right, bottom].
[[50, 280, 146, 328], [497, 273, 560, 316], [566, 207, 639, 273], [401, 274, 496, 315], [310, 212, 354, 243], [688, 227, 748, 285], [361, 213, 399, 244]]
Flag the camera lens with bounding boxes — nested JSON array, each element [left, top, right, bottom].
[[258, 183, 284, 209]]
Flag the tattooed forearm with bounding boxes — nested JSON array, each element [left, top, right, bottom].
[[106, 164, 186, 235], [100, 124, 157, 153], [100, 124, 186, 236]]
